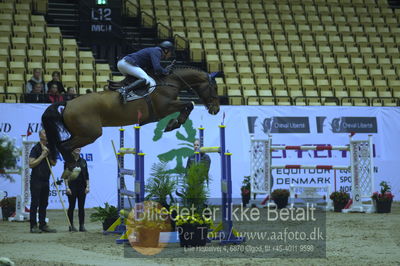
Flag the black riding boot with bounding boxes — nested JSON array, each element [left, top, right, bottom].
[[120, 79, 147, 104]]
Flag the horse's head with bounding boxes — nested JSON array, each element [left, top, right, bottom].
[[170, 66, 220, 115], [199, 74, 220, 115]]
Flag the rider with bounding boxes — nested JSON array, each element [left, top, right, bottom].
[[117, 41, 175, 101]]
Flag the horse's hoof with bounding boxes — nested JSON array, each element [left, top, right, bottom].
[[164, 126, 174, 132], [164, 119, 180, 132]]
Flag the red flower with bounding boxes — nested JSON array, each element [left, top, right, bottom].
[[371, 192, 379, 200], [372, 181, 395, 202], [384, 192, 394, 199], [372, 191, 394, 201]]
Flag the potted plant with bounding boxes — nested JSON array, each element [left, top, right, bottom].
[[271, 189, 290, 209], [90, 203, 119, 231], [241, 176, 251, 207], [175, 212, 213, 247], [372, 181, 395, 213], [0, 134, 21, 182], [175, 162, 211, 247], [126, 201, 170, 247], [330, 191, 350, 212], [145, 161, 177, 231], [0, 196, 16, 220]]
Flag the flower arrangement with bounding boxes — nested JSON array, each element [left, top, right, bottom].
[[371, 181, 395, 202], [0, 134, 21, 182], [0, 196, 16, 220], [127, 201, 171, 231], [329, 191, 350, 204], [271, 189, 290, 199], [174, 212, 213, 227], [271, 189, 290, 209], [174, 208, 212, 247], [0, 196, 16, 208]]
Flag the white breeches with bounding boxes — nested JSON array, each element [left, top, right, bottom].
[[117, 59, 156, 88]]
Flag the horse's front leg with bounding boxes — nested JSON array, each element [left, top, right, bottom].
[[164, 101, 194, 132]]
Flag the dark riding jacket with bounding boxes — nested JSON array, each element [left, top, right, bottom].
[[123, 47, 169, 75]]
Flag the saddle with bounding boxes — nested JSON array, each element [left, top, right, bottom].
[[107, 75, 137, 91], [108, 75, 150, 103]]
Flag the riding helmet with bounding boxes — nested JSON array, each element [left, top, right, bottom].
[[159, 41, 174, 52]]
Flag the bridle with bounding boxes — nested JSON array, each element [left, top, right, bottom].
[[170, 68, 219, 110]]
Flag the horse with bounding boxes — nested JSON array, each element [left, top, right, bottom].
[[41, 65, 220, 179]]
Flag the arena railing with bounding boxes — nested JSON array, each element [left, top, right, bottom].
[[16, 93, 78, 104], [229, 96, 244, 105], [246, 96, 260, 105], [123, 0, 139, 18], [0, 93, 19, 103], [341, 96, 370, 106], [129, 1, 189, 58], [259, 96, 276, 105], [371, 97, 400, 106]]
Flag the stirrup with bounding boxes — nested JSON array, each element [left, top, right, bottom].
[[119, 79, 147, 104], [120, 87, 127, 104]]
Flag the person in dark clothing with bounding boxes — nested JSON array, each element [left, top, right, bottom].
[[47, 83, 64, 103], [117, 41, 175, 98], [65, 147, 90, 232], [47, 71, 66, 94], [186, 139, 211, 184], [29, 129, 57, 233], [64, 87, 77, 101], [25, 83, 46, 103]]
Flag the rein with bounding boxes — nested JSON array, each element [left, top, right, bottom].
[[170, 67, 218, 101], [172, 71, 195, 91]]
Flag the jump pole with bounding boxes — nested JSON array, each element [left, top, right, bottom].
[[196, 124, 245, 245], [251, 134, 374, 212]]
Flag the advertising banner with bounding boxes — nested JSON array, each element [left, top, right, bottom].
[[0, 103, 399, 209]]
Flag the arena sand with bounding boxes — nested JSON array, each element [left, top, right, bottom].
[[1, 203, 399, 266]]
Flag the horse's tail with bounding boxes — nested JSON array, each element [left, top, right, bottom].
[[41, 102, 65, 162]]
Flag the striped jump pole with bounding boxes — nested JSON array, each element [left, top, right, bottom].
[[271, 165, 350, 170], [271, 145, 349, 151]]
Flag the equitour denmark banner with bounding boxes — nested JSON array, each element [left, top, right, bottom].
[[0, 104, 399, 209]]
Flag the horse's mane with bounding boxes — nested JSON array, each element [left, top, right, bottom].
[[156, 64, 211, 86], [172, 64, 208, 75]]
